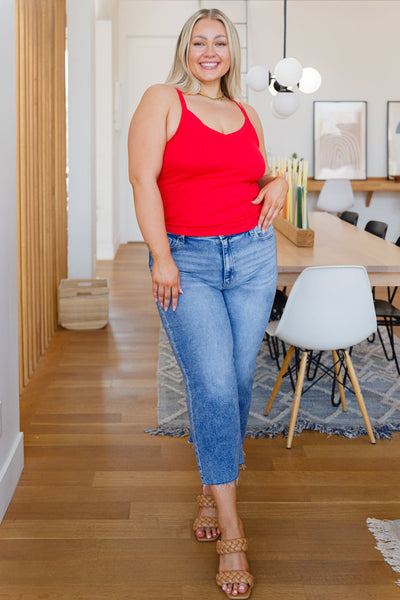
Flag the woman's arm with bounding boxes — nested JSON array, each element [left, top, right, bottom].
[[128, 84, 182, 312], [243, 103, 288, 233]]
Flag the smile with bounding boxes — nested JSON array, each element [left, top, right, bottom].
[[200, 62, 219, 69]]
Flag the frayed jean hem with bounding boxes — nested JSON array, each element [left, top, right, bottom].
[[202, 474, 240, 490]]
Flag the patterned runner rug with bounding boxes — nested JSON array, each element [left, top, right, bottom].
[[147, 326, 400, 440], [367, 518, 400, 586]]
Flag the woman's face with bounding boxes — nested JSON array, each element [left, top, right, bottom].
[[187, 18, 231, 85]]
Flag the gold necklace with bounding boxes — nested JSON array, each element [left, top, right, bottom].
[[198, 91, 225, 101]]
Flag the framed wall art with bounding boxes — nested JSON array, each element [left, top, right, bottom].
[[387, 101, 400, 180], [313, 101, 367, 180]]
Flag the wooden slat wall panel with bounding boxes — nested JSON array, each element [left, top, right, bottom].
[[15, 0, 67, 390]]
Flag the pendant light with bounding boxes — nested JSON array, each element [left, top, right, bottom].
[[246, 0, 321, 118]]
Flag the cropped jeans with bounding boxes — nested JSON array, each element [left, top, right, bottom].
[[149, 225, 277, 486]]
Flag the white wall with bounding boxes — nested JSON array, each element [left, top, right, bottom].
[[112, 1, 121, 257], [248, 0, 400, 242], [96, 20, 115, 259], [95, 2, 121, 260], [0, 0, 24, 524], [67, 0, 97, 277]]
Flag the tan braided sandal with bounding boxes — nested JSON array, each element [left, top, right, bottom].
[[216, 537, 254, 599], [192, 494, 220, 542]]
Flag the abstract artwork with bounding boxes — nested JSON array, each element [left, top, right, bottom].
[[313, 101, 367, 180], [387, 101, 400, 180]]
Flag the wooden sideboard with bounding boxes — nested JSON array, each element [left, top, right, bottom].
[[307, 177, 400, 207]]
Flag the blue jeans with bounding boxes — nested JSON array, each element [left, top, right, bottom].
[[149, 226, 277, 486]]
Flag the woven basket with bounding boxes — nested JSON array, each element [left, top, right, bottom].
[[58, 278, 109, 330]]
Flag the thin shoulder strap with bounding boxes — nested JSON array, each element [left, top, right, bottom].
[[232, 99, 249, 119], [175, 88, 188, 111]]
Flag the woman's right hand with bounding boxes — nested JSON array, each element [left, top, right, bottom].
[[152, 254, 183, 312]]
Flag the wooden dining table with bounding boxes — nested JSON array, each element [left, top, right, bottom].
[[276, 212, 400, 286]]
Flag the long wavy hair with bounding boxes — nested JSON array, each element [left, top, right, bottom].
[[165, 8, 242, 100]]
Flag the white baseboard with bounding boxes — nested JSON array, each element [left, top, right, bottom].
[[113, 233, 120, 257], [0, 432, 24, 524]]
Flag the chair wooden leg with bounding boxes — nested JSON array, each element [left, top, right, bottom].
[[265, 345, 295, 415], [332, 350, 347, 412], [343, 350, 376, 444], [287, 351, 308, 449]]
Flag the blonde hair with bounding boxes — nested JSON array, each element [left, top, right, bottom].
[[166, 8, 242, 100]]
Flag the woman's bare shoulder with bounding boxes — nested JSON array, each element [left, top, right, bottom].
[[130, 84, 181, 145], [140, 83, 178, 106]]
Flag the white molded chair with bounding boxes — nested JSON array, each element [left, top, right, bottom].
[[316, 179, 354, 213], [265, 265, 377, 449]]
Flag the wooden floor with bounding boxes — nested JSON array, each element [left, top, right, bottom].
[[1, 242, 400, 599]]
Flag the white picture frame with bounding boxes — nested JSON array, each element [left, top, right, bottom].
[[313, 101, 367, 180], [387, 101, 400, 181]]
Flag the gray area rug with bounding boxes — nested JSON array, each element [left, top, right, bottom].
[[367, 518, 400, 586], [146, 326, 400, 440]]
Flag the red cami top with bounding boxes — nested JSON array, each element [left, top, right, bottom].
[[157, 89, 266, 236]]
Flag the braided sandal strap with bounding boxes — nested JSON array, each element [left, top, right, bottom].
[[216, 537, 248, 555], [216, 570, 254, 589], [193, 515, 219, 532], [196, 494, 216, 508]]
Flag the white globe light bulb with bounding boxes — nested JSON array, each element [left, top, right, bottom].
[[246, 66, 269, 91], [270, 101, 287, 119], [272, 91, 299, 118], [298, 67, 322, 94], [274, 57, 303, 87]]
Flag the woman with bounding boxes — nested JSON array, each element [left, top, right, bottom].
[[128, 8, 287, 599]]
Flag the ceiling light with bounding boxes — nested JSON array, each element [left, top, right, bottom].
[[246, 0, 321, 118]]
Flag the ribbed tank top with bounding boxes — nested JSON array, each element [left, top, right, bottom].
[[157, 89, 265, 236]]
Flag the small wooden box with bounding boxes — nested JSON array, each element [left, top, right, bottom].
[[274, 215, 315, 247], [58, 279, 109, 330]]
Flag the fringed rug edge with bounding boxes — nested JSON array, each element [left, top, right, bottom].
[[145, 425, 191, 437], [145, 421, 400, 439]]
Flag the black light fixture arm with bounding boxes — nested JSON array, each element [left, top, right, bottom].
[[272, 0, 292, 93], [283, 0, 287, 59], [269, 71, 289, 94]]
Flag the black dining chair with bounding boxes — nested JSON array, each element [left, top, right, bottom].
[[265, 289, 288, 369], [364, 220, 388, 239], [373, 236, 400, 375], [339, 211, 359, 226]]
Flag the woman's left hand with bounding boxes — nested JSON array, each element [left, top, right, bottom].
[[252, 176, 288, 233]]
